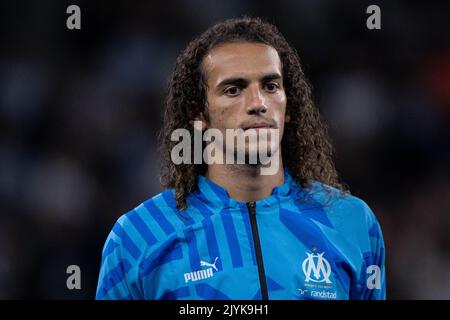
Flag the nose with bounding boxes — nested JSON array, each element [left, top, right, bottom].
[[245, 84, 267, 115]]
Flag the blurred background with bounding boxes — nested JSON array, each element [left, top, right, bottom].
[[0, 0, 449, 299]]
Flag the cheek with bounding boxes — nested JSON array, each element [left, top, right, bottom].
[[279, 90, 287, 108], [272, 91, 287, 119], [206, 99, 234, 128], [205, 94, 221, 124], [208, 95, 241, 127]]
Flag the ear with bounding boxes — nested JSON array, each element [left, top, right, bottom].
[[190, 113, 207, 131], [285, 113, 291, 123]]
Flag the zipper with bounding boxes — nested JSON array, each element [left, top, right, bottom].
[[247, 201, 269, 300]]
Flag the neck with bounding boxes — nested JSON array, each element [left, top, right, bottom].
[[205, 155, 285, 203]]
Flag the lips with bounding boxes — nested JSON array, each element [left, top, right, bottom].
[[243, 122, 274, 130]]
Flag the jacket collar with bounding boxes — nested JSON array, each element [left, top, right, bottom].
[[193, 168, 297, 209]]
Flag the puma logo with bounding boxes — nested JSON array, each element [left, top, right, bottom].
[[200, 257, 219, 272], [183, 257, 220, 283]]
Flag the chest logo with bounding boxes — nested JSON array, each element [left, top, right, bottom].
[[302, 252, 332, 284], [200, 257, 219, 272], [184, 257, 219, 283]]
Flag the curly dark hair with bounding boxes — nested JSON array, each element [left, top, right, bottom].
[[159, 16, 349, 211]]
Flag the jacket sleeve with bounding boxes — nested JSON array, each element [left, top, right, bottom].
[[95, 216, 142, 300], [359, 204, 387, 300]]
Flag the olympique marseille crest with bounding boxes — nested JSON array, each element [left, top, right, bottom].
[[302, 252, 333, 284], [296, 249, 338, 299]]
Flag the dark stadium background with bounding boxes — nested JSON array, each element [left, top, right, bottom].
[[0, 0, 449, 299]]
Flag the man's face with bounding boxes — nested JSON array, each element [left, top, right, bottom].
[[200, 42, 288, 161]]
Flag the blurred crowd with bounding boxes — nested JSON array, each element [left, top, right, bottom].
[[0, 0, 449, 299]]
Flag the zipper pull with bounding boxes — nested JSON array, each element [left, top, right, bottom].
[[247, 202, 256, 214]]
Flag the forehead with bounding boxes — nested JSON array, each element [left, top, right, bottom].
[[202, 42, 282, 85]]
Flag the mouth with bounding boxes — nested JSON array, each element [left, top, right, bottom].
[[243, 122, 274, 131]]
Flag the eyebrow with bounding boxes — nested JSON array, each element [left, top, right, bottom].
[[216, 72, 282, 89]]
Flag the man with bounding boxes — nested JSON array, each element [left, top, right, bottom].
[[96, 17, 386, 300]]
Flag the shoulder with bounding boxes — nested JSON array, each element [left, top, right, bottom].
[[103, 189, 185, 260], [98, 189, 194, 299], [303, 180, 383, 244], [309, 180, 379, 221]]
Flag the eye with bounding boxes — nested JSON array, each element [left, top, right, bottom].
[[265, 82, 279, 92], [224, 86, 241, 96]]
